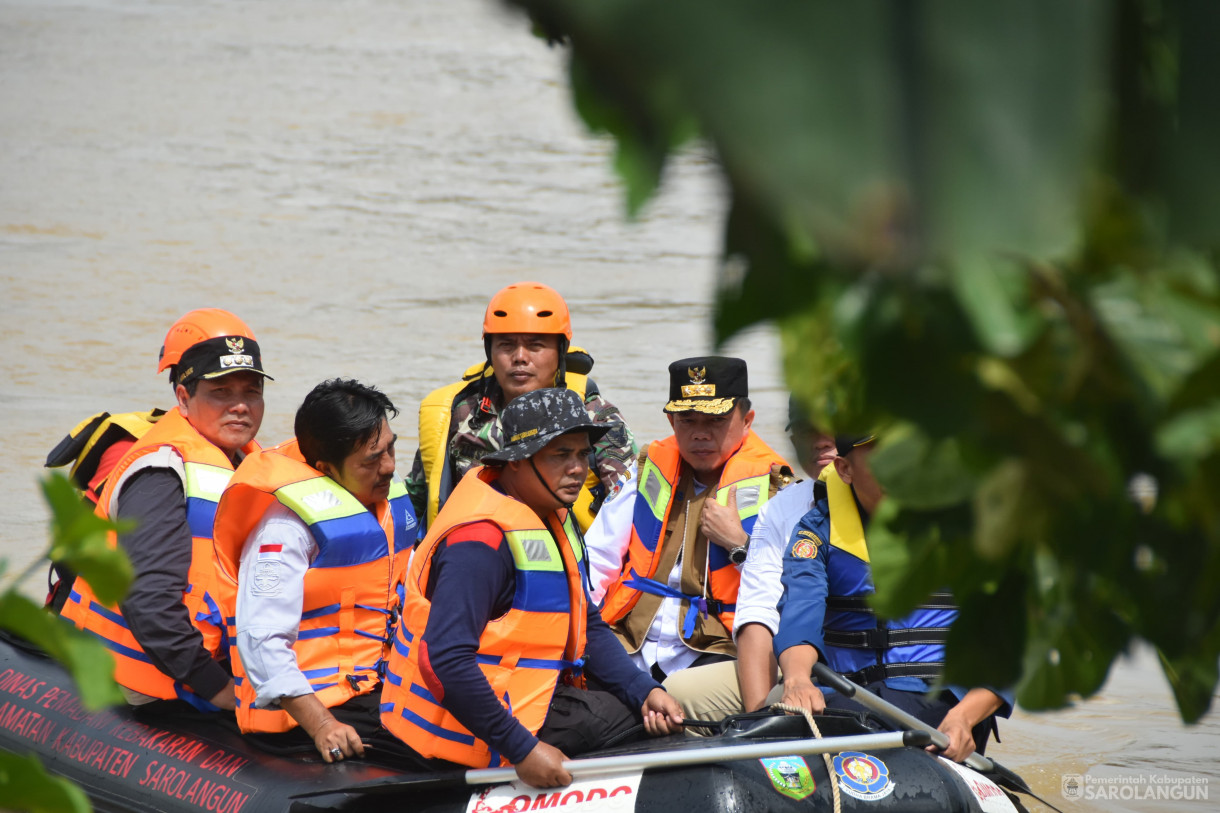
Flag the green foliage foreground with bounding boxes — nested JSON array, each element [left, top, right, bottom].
[[0, 473, 134, 811], [506, 0, 1220, 721]]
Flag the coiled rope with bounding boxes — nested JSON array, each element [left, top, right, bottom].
[[771, 703, 842, 813]]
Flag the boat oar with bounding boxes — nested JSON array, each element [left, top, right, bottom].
[[291, 729, 930, 798], [810, 662, 1060, 810]]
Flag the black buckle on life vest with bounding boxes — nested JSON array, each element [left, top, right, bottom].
[[346, 674, 363, 690], [823, 626, 952, 650], [843, 661, 945, 685]]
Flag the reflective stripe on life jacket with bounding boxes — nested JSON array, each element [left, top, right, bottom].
[[819, 466, 958, 685], [212, 439, 416, 733], [600, 431, 789, 635], [61, 407, 250, 705], [380, 466, 587, 768], [417, 350, 598, 531]]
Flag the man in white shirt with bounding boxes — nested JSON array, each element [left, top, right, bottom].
[[213, 379, 418, 764], [661, 398, 836, 721], [586, 357, 792, 705]]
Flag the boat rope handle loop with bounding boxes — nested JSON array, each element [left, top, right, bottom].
[[771, 703, 842, 813]]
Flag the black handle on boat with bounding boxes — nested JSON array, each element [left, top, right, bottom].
[[811, 662, 858, 698], [901, 729, 933, 748], [809, 661, 1040, 800]]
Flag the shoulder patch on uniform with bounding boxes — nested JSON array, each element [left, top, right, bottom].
[[791, 529, 822, 559], [251, 560, 283, 596]]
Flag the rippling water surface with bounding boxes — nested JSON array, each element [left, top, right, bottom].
[[1, 2, 1215, 810]]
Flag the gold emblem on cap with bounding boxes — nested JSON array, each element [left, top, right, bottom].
[[688, 366, 707, 384], [226, 337, 245, 354], [681, 384, 716, 397]]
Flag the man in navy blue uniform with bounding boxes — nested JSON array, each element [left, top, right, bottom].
[[772, 435, 1011, 761]]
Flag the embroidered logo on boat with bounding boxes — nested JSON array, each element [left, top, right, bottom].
[[833, 751, 895, 801], [760, 756, 815, 801]]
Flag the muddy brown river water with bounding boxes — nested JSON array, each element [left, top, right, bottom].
[[1, 2, 1216, 810]]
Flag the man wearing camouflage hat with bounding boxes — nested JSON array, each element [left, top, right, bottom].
[[382, 388, 683, 788], [587, 357, 793, 699]]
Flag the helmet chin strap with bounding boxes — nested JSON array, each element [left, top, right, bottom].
[[529, 457, 575, 510], [528, 455, 594, 594]]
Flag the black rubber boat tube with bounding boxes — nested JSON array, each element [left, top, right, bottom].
[[810, 661, 1061, 810], [293, 730, 927, 798]]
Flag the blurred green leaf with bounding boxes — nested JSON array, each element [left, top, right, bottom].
[[1017, 554, 1129, 710], [1156, 403, 1220, 461], [0, 751, 91, 813], [40, 473, 133, 605], [1090, 278, 1191, 405], [1159, 636, 1220, 724], [1157, 1, 1220, 247], [507, 0, 1220, 723], [0, 593, 122, 710], [856, 287, 986, 437], [519, 0, 1107, 310], [568, 53, 695, 217], [972, 459, 1039, 561], [942, 572, 1027, 692], [949, 256, 1044, 357], [871, 426, 975, 510]]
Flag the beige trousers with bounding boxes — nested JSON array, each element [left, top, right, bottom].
[[661, 660, 744, 724]]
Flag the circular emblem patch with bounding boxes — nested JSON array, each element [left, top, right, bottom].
[[791, 538, 819, 559], [832, 751, 894, 801]]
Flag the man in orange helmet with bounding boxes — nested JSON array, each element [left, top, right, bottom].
[[63, 308, 271, 714], [407, 282, 635, 533]]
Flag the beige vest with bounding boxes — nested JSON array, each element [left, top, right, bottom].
[[612, 464, 738, 657]]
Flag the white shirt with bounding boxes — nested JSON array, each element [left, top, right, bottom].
[[235, 503, 318, 708], [733, 478, 818, 639], [585, 461, 718, 676]]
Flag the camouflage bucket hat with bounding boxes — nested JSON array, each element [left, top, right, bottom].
[[481, 388, 610, 464]]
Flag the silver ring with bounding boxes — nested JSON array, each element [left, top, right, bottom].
[[329, 748, 342, 759]]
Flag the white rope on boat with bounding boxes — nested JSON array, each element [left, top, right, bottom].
[[772, 702, 842, 813]]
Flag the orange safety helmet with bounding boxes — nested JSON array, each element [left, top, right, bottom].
[[482, 282, 572, 340], [158, 308, 258, 373]]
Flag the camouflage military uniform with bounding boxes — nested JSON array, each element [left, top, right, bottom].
[[406, 376, 636, 522]]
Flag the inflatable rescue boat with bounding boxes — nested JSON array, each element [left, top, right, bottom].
[[0, 634, 1036, 812]]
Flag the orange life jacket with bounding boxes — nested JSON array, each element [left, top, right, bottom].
[[212, 439, 416, 733], [600, 431, 788, 634], [61, 407, 253, 707], [380, 466, 587, 768]]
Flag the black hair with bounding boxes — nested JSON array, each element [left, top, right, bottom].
[[737, 397, 752, 416], [170, 369, 200, 397], [296, 378, 399, 470]]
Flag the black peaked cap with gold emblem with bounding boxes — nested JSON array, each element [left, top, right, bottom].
[[174, 335, 273, 388], [663, 356, 748, 415]]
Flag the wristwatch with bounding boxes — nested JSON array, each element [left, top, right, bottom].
[[729, 545, 749, 566]]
